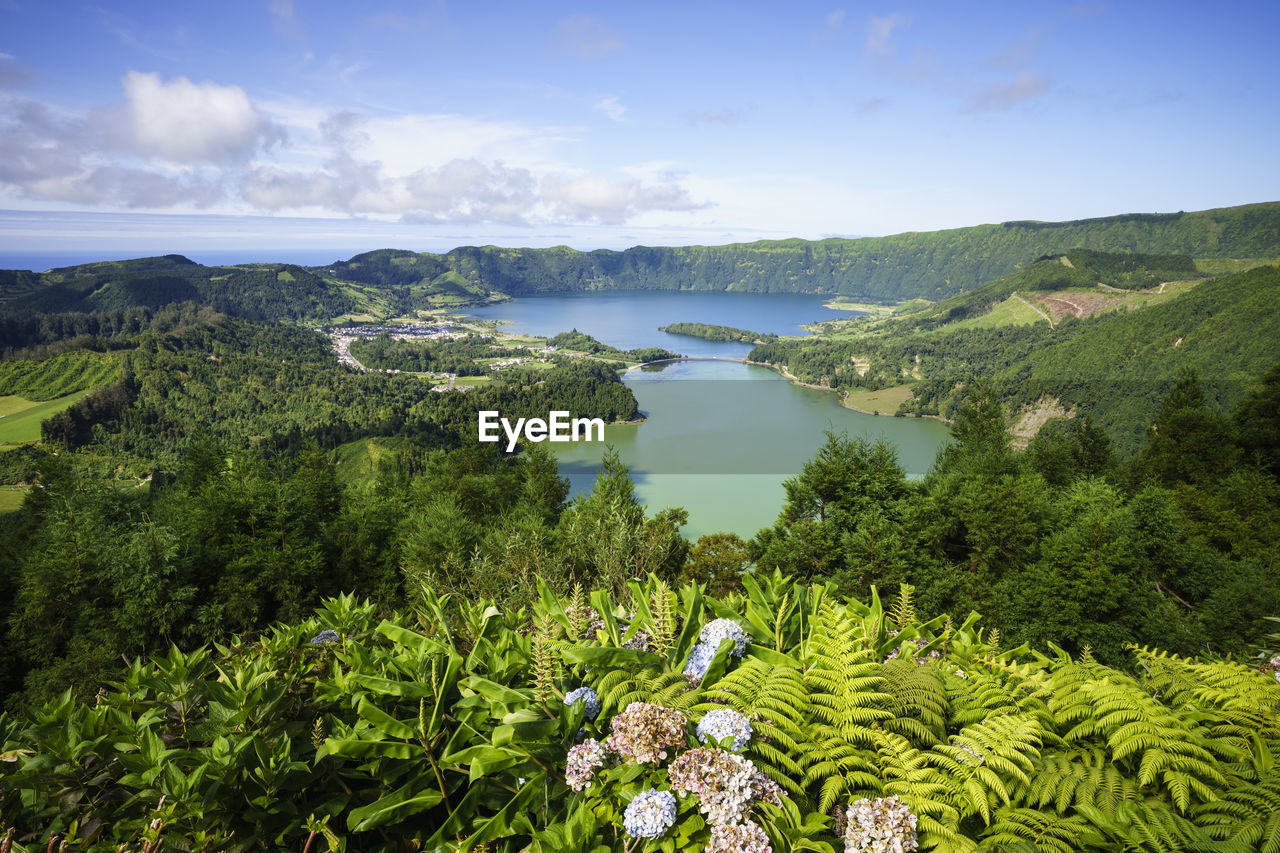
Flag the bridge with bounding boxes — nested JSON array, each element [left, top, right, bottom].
[[625, 356, 750, 371]]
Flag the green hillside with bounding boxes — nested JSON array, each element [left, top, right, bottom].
[[325, 202, 1280, 302], [2, 203, 1277, 319], [750, 260, 1280, 455]]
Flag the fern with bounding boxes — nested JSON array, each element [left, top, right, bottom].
[[890, 583, 917, 629], [979, 807, 1096, 853], [872, 730, 977, 853], [879, 658, 950, 746], [1015, 748, 1139, 819], [1131, 644, 1280, 749], [1050, 665, 1229, 812], [797, 603, 894, 812], [1190, 768, 1280, 853], [928, 714, 1045, 823], [590, 667, 697, 716], [946, 662, 1054, 732], [699, 659, 807, 793]]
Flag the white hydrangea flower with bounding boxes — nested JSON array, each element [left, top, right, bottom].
[[697, 708, 753, 751]]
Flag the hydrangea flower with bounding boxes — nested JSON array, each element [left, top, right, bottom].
[[697, 708, 753, 751], [605, 702, 687, 764], [309, 629, 340, 645], [884, 631, 941, 665], [623, 789, 677, 838], [1264, 654, 1280, 683], [564, 686, 601, 721], [565, 738, 609, 792], [622, 630, 652, 652], [667, 747, 759, 825], [844, 795, 919, 853], [707, 820, 772, 853], [700, 619, 750, 658], [684, 642, 717, 683]]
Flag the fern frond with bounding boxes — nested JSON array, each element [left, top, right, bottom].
[[947, 662, 1054, 733], [879, 658, 950, 746], [1015, 748, 1138, 820], [590, 666, 696, 716], [979, 807, 1095, 853], [1051, 665, 1229, 812], [699, 659, 808, 793], [872, 729, 975, 847], [803, 603, 894, 733], [1190, 768, 1280, 853]]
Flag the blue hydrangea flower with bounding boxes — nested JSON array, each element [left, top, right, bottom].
[[623, 789, 677, 838], [696, 708, 753, 751], [310, 629, 340, 645], [564, 686, 601, 721], [683, 641, 717, 682], [699, 619, 749, 658]]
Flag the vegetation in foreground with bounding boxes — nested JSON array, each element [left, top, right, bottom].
[[2, 573, 1279, 852]]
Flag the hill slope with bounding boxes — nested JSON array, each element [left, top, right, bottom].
[[1, 203, 1277, 319], [750, 259, 1280, 454], [326, 201, 1279, 302]]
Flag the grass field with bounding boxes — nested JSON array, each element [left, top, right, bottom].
[[944, 295, 1048, 331], [0, 390, 93, 444], [842, 384, 914, 414], [0, 486, 30, 514], [332, 436, 408, 485]]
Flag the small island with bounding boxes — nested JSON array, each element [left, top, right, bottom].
[[658, 322, 778, 344]]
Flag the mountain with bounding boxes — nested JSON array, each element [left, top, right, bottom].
[[749, 254, 1280, 455], [2, 203, 1277, 321], [323, 202, 1279, 303]]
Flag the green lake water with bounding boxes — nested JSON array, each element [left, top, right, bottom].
[[467, 291, 951, 539]]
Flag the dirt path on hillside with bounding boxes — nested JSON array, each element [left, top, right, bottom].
[[1013, 292, 1055, 327]]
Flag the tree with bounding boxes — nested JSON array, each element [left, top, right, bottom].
[[682, 533, 751, 595], [1139, 366, 1237, 486]]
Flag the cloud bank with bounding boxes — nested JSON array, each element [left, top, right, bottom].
[[0, 71, 706, 225]]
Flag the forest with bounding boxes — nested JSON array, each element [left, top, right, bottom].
[[2, 203, 1278, 319], [750, 263, 1280, 456], [1, 365, 1279, 850], [659, 323, 778, 344], [2, 223, 1280, 849]]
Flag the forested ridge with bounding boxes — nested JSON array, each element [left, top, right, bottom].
[[751, 260, 1280, 456], [323, 202, 1279, 302], [2, 203, 1277, 316]]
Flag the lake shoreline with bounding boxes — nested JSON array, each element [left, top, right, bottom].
[[744, 359, 951, 424]]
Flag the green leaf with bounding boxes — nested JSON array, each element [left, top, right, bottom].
[[458, 773, 547, 852], [351, 673, 439, 700], [356, 698, 416, 741], [563, 646, 662, 668], [346, 779, 444, 832], [377, 620, 447, 656]]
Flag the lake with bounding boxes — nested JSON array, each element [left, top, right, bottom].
[[466, 291, 950, 540]]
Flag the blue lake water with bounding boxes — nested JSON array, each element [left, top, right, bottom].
[[468, 291, 951, 540]]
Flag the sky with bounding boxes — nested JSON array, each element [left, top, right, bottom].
[[1, 0, 1278, 260]]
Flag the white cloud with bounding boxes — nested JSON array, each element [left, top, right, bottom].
[[866, 12, 910, 57], [555, 16, 623, 60], [826, 9, 846, 29], [105, 72, 285, 164], [594, 96, 627, 122], [540, 173, 706, 224], [0, 72, 708, 226], [963, 71, 1050, 112]]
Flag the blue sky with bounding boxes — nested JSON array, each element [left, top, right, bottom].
[[1, 1, 1278, 257]]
